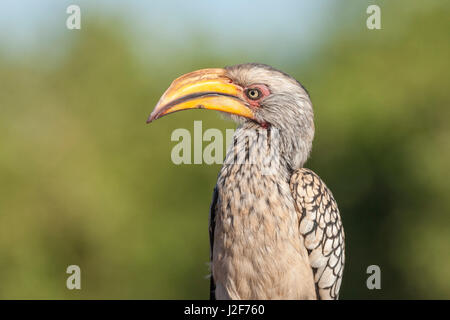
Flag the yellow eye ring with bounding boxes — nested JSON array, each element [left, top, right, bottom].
[[246, 88, 261, 100]]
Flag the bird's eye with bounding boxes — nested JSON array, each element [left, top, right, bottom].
[[246, 88, 262, 100]]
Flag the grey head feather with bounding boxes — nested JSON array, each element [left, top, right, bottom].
[[224, 63, 315, 171]]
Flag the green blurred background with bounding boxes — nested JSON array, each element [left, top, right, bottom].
[[0, 0, 449, 299]]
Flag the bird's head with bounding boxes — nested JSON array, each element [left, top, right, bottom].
[[148, 63, 314, 169]]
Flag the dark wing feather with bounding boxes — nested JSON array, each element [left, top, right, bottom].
[[290, 168, 345, 300], [208, 186, 218, 300]]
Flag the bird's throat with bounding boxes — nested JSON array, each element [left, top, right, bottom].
[[222, 123, 291, 181]]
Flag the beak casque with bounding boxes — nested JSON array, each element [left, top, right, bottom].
[[147, 68, 255, 123]]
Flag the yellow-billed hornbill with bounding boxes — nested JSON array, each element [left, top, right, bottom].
[[148, 63, 345, 300]]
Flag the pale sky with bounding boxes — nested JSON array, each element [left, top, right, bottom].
[[0, 0, 337, 63]]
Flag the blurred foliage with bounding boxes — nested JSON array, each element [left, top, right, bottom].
[[0, 1, 449, 299]]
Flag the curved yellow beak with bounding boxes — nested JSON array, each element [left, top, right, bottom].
[[147, 68, 255, 123]]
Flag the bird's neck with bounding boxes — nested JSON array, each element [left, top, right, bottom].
[[220, 122, 292, 181], [213, 122, 311, 299]]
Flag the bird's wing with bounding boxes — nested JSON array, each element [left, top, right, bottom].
[[290, 168, 345, 300], [208, 186, 218, 300]]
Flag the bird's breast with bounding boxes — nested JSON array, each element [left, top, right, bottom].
[[211, 140, 316, 299]]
